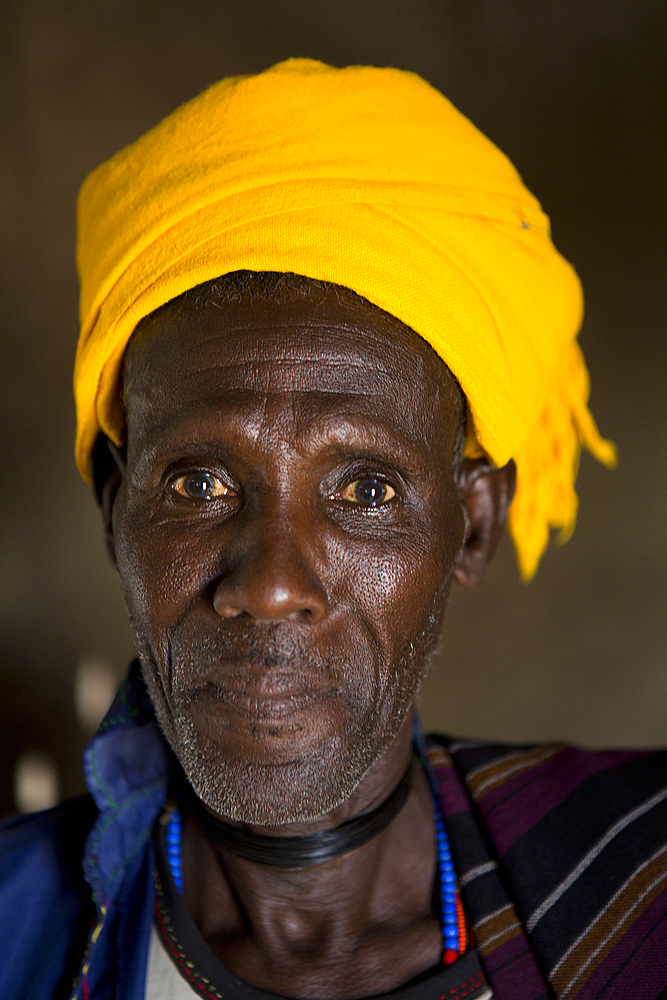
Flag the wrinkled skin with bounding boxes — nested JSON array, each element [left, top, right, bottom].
[[98, 282, 514, 997]]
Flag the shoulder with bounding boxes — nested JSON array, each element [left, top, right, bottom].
[[432, 735, 667, 991], [431, 734, 667, 839], [432, 735, 667, 990], [433, 735, 667, 815], [0, 795, 98, 999]]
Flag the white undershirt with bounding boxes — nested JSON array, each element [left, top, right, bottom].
[[146, 924, 199, 999], [145, 912, 493, 1000]]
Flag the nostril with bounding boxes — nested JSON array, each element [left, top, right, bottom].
[[298, 600, 327, 624]]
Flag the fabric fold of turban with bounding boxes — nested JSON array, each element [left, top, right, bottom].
[[74, 57, 615, 579]]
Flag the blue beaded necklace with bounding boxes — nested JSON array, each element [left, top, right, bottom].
[[164, 735, 464, 966], [165, 807, 184, 894], [414, 730, 465, 966]]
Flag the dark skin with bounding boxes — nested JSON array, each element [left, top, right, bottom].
[[97, 284, 514, 998]]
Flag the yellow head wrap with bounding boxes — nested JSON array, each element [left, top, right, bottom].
[[75, 58, 615, 579]]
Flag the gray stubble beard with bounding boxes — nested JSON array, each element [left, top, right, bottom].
[[130, 593, 444, 826]]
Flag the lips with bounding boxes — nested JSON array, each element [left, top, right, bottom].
[[202, 687, 331, 721], [183, 666, 337, 723]]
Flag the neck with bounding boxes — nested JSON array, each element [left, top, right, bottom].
[[178, 713, 443, 997], [185, 762, 414, 867]]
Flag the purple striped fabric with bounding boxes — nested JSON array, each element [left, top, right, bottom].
[[574, 893, 667, 1000], [429, 737, 667, 1000], [476, 747, 646, 857], [429, 743, 550, 1000]]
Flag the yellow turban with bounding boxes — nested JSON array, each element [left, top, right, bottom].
[[75, 58, 615, 579]]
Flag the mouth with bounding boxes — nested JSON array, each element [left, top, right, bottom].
[[183, 668, 337, 724], [203, 687, 330, 720]]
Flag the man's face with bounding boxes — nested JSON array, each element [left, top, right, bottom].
[[111, 286, 466, 825]]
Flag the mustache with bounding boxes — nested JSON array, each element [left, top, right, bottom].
[[167, 621, 354, 690]]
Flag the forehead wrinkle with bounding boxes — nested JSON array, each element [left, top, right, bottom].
[[178, 364, 418, 403], [125, 291, 455, 392], [124, 296, 462, 462], [177, 311, 418, 343], [135, 394, 439, 479], [173, 337, 391, 368], [133, 335, 434, 414], [175, 317, 378, 349], [183, 357, 400, 375], [142, 317, 438, 382]]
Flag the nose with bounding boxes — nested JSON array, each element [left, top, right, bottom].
[[212, 512, 329, 624]]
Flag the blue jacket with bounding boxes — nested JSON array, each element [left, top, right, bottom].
[[0, 663, 171, 999]]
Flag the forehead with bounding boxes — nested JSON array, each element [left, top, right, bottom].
[[122, 286, 461, 454]]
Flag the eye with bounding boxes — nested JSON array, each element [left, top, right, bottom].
[[336, 477, 396, 507], [170, 470, 234, 501]]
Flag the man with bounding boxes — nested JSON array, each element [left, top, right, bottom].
[[2, 59, 666, 1000]]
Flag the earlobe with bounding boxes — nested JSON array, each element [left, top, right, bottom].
[[91, 433, 127, 566], [454, 458, 516, 588]]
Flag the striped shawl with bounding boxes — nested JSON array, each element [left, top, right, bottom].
[[431, 737, 667, 999]]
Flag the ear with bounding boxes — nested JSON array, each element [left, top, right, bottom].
[[454, 457, 516, 588], [90, 433, 127, 566]]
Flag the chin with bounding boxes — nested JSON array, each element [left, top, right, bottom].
[[173, 722, 378, 825]]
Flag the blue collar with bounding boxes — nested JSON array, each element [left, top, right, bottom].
[[82, 661, 171, 908]]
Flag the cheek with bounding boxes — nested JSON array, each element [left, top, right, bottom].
[[113, 494, 216, 631], [332, 503, 462, 677]]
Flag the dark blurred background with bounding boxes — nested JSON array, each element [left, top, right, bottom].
[[1, 0, 666, 818]]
